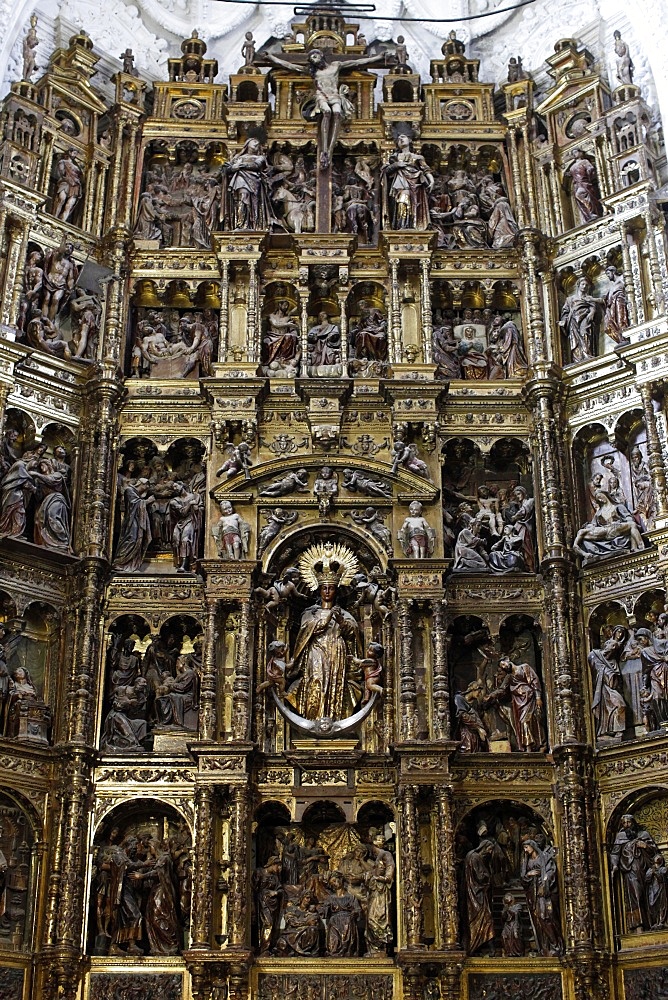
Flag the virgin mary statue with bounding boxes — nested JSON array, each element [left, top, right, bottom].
[[291, 542, 360, 721]]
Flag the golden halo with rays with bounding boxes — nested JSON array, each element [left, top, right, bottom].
[[298, 541, 359, 593]]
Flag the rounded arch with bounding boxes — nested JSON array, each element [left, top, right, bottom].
[[301, 800, 347, 827], [93, 796, 194, 841], [262, 518, 388, 576], [587, 600, 629, 641], [254, 800, 291, 826]]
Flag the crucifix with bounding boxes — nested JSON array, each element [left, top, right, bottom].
[[265, 46, 395, 172]]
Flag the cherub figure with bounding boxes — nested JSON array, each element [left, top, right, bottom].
[[390, 440, 430, 479], [215, 441, 252, 480], [350, 569, 395, 620], [254, 567, 302, 613], [351, 641, 384, 702], [257, 639, 292, 697], [211, 500, 250, 560], [348, 507, 392, 553], [257, 507, 298, 557], [398, 501, 436, 558]]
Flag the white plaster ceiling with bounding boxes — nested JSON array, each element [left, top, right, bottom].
[[0, 0, 666, 123]]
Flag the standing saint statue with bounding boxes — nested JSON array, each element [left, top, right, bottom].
[[289, 542, 361, 721], [382, 133, 434, 230], [222, 138, 280, 231], [559, 277, 601, 363], [264, 47, 395, 169], [22, 15, 39, 82]]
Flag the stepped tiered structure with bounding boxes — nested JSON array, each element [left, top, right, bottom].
[[0, 9, 667, 1000]]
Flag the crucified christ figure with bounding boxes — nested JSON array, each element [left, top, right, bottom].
[[265, 47, 394, 169]]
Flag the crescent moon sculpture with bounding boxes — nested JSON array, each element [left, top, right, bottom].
[[271, 688, 378, 738]]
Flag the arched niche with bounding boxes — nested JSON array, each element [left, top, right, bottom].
[[443, 436, 536, 572], [259, 281, 301, 378], [588, 590, 668, 745], [251, 797, 396, 957], [1, 601, 58, 745], [114, 437, 206, 568], [606, 788, 668, 939], [456, 800, 562, 958], [572, 421, 634, 524], [100, 615, 202, 754], [0, 788, 38, 951], [614, 408, 657, 531], [89, 798, 192, 958], [346, 281, 388, 374], [450, 614, 546, 753]]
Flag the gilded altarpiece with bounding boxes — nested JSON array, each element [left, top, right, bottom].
[[0, 9, 667, 1000]]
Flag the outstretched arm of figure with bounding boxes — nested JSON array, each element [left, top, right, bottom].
[[339, 51, 395, 72], [265, 51, 310, 74]]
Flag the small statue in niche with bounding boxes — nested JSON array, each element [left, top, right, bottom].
[[464, 840, 495, 956], [589, 625, 628, 740], [501, 894, 524, 956], [53, 149, 84, 223], [487, 314, 528, 377], [520, 840, 563, 956], [635, 626, 668, 726], [454, 682, 489, 752], [609, 813, 659, 933], [630, 446, 656, 531], [41, 242, 79, 321], [252, 856, 284, 954], [259, 468, 309, 497], [313, 465, 338, 517], [484, 656, 546, 752], [113, 478, 155, 572], [382, 133, 434, 230], [211, 500, 250, 560], [613, 30, 634, 86], [216, 441, 252, 480], [602, 265, 631, 345], [257, 640, 291, 698], [574, 490, 644, 564], [646, 853, 668, 929], [348, 507, 393, 554], [564, 149, 603, 225], [22, 15, 39, 82], [398, 501, 436, 559], [257, 508, 298, 557], [390, 440, 431, 479], [349, 300, 388, 365], [254, 567, 302, 613], [307, 312, 342, 375], [355, 641, 384, 702], [120, 48, 139, 76], [70, 288, 102, 361], [32, 451, 71, 551], [559, 276, 601, 363], [17, 250, 44, 334], [169, 482, 203, 572], [262, 300, 301, 377], [223, 138, 281, 231], [133, 183, 171, 243]]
